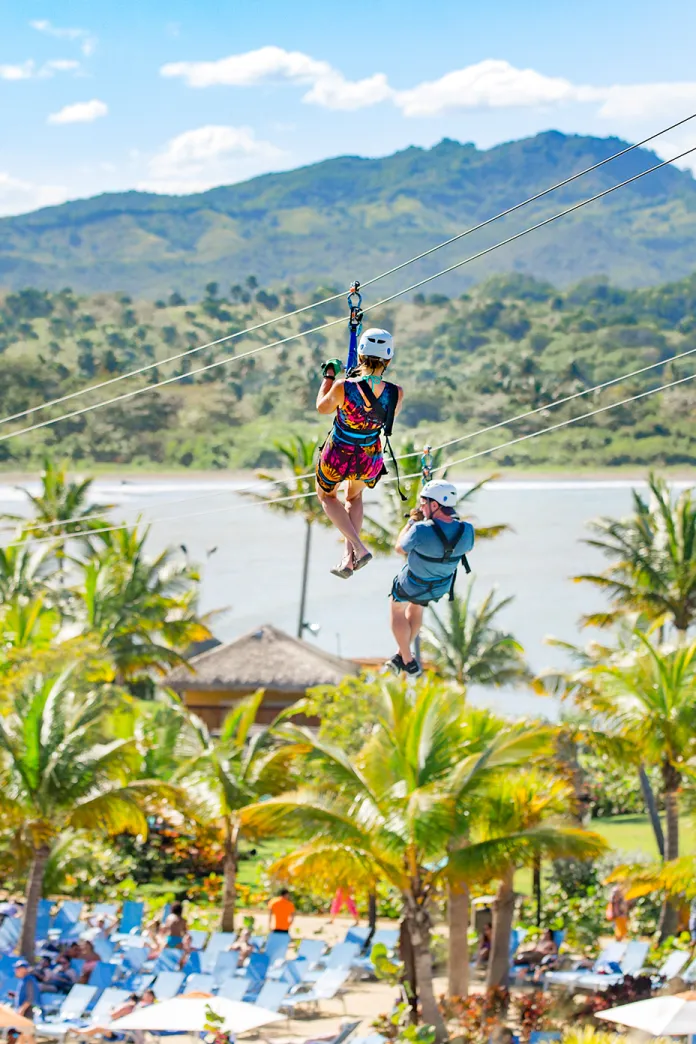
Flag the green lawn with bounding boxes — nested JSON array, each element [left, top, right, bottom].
[[592, 813, 694, 858]]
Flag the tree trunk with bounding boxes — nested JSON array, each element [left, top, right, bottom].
[[296, 519, 312, 638], [639, 764, 664, 858], [404, 894, 447, 1043], [486, 867, 515, 989], [533, 857, 542, 928], [221, 821, 238, 933], [20, 844, 50, 961], [367, 890, 377, 940], [399, 918, 418, 1022], [658, 768, 680, 941], [448, 880, 470, 999]]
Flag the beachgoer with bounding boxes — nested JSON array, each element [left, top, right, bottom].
[[475, 924, 492, 969], [161, 902, 189, 951], [514, 929, 558, 967], [329, 888, 359, 924], [316, 328, 403, 578], [229, 927, 253, 963], [13, 960, 42, 1019], [268, 889, 295, 934], [607, 885, 629, 941], [386, 480, 473, 676]]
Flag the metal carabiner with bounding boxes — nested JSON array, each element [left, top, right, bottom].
[[347, 280, 363, 329]]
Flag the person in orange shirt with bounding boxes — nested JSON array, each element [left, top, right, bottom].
[[268, 889, 295, 934]]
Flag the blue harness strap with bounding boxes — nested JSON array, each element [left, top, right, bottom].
[[346, 281, 363, 371]]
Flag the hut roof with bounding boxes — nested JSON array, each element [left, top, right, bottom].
[[166, 623, 359, 693]]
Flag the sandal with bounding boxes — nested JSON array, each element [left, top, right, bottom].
[[352, 551, 373, 572], [330, 556, 354, 579]]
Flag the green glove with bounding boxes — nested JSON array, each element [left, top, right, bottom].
[[321, 358, 343, 378]]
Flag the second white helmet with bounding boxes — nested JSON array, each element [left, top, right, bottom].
[[358, 327, 393, 361], [421, 480, 458, 507]]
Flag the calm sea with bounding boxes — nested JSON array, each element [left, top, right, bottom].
[[1, 477, 690, 721]]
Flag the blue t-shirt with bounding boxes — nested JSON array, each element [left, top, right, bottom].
[[396, 517, 474, 600], [17, 973, 41, 1014]]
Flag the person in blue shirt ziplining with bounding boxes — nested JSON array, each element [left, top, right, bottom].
[[386, 479, 474, 677]]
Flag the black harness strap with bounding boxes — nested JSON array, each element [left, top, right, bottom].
[[358, 380, 407, 501], [410, 519, 471, 601]]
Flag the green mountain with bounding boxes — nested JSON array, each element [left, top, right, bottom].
[[1, 132, 696, 298], [0, 271, 694, 471]]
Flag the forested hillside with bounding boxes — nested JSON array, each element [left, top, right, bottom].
[[1, 132, 696, 295], [1, 271, 694, 471]]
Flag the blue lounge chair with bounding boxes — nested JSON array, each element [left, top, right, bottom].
[[266, 931, 290, 966], [213, 950, 239, 984], [305, 942, 360, 982], [121, 946, 148, 972], [217, 977, 251, 1002], [253, 980, 290, 1011], [344, 927, 370, 948], [576, 941, 649, 989], [53, 902, 84, 941], [33, 984, 98, 1039], [92, 933, 116, 963], [244, 952, 269, 982], [545, 941, 627, 988], [87, 961, 117, 992], [76, 987, 132, 1032], [296, 939, 326, 964], [187, 929, 209, 951], [201, 932, 237, 972], [651, 949, 690, 982], [114, 902, 144, 939], [184, 972, 215, 993], [151, 971, 185, 1000], [182, 950, 202, 975], [119, 972, 154, 994], [529, 1034, 561, 1044], [153, 948, 182, 973], [0, 917, 21, 953], [36, 899, 54, 942], [284, 968, 350, 1014]]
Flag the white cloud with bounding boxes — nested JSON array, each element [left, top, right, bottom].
[[595, 83, 696, 122], [48, 99, 108, 124], [161, 44, 392, 110], [0, 61, 35, 80], [141, 124, 285, 194], [0, 172, 67, 216], [159, 45, 696, 133], [30, 19, 96, 56], [394, 59, 598, 117], [0, 57, 80, 80]]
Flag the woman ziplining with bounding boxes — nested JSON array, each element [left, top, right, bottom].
[[315, 321, 403, 579]]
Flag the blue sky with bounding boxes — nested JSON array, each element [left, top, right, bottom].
[[2, 0, 696, 215]]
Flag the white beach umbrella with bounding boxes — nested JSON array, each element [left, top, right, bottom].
[[0, 1004, 34, 1031], [110, 993, 284, 1035], [598, 991, 696, 1035]]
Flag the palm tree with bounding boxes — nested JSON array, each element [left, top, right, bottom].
[[0, 541, 56, 603], [582, 631, 696, 937], [241, 680, 555, 1037], [422, 581, 532, 687], [575, 473, 696, 635], [74, 524, 211, 685], [454, 771, 607, 988], [253, 436, 332, 638], [2, 457, 113, 546], [174, 691, 291, 932], [0, 667, 169, 959]]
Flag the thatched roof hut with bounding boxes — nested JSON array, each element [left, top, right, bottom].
[[166, 623, 359, 728]]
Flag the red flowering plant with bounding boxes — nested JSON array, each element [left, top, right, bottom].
[[439, 987, 510, 1044]]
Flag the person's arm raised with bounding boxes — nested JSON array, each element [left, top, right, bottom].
[[316, 375, 345, 414]]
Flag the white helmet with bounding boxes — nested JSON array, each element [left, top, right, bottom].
[[421, 480, 458, 507], [358, 327, 393, 361]]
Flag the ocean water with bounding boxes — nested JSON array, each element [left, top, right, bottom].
[[1, 476, 688, 721]]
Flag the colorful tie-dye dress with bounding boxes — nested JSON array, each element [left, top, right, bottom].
[[316, 379, 394, 493]]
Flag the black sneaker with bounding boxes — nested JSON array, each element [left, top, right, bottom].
[[403, 659, 422, 677], [383, 653, 405, 675]]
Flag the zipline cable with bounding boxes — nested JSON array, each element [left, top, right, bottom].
[[2, 111, 695, 429], [3, 142, 696, 448], [5, 371, 693, 550], [10, 343, 696, 537]]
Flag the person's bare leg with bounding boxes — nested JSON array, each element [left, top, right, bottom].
[[405, 603, 423, 648], [390, 599, 414, 662], [346, 481, 367, 561], [318, 486, 368, 559]]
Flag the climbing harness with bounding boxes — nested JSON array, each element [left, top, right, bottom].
[[420, 445, 434, 484], [399, 518, 474, 604], [357, 379, 407, 502], [346, 281, 363, 372]]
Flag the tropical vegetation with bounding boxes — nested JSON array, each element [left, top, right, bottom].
[[0, 457, 694, 1032]]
